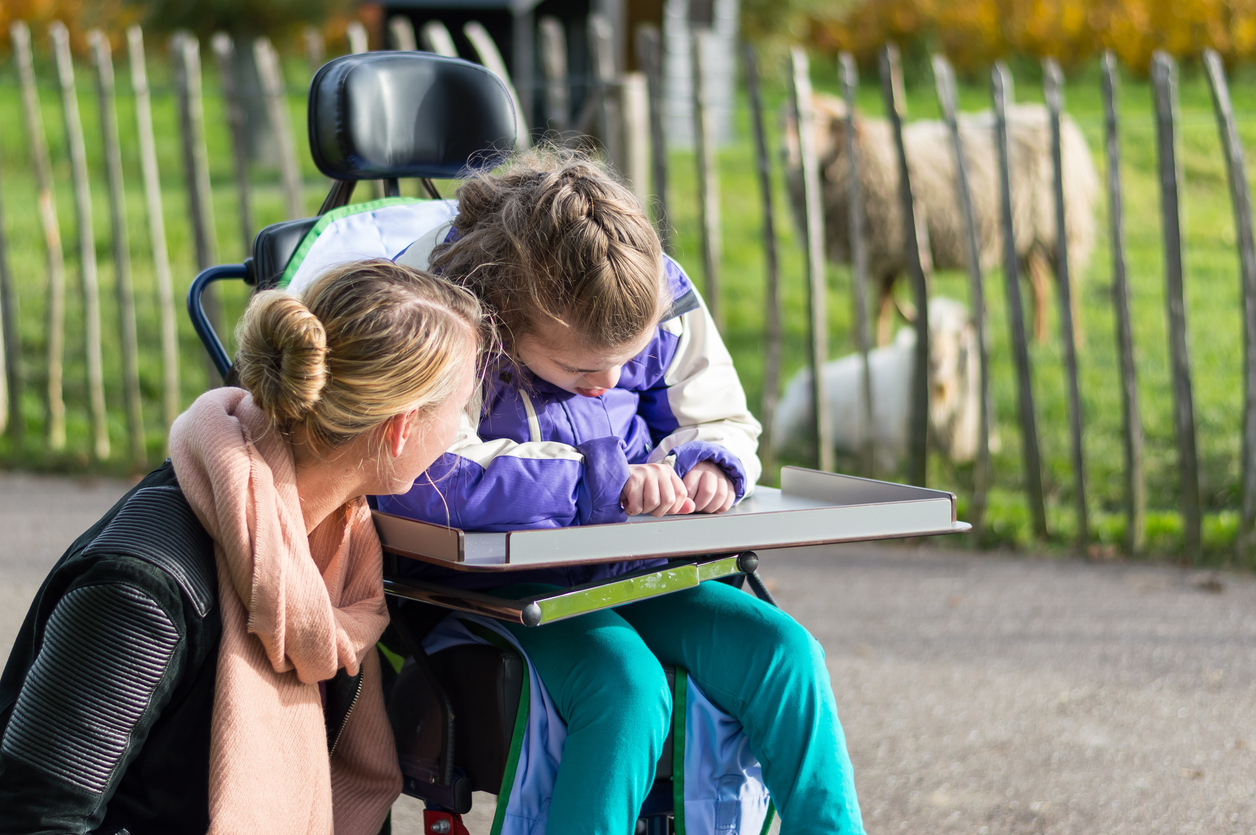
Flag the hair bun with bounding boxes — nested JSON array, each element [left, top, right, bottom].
[[235, 291, 329, 425]]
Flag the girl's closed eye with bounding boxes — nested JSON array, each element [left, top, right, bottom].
[[514, 325, 656, 397]]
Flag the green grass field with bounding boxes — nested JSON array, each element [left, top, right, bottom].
[[672, 57, 1256, 566], [0, 49, 1251, 565]]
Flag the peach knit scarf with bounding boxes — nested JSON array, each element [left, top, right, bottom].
[[170, 388, 401, 834]]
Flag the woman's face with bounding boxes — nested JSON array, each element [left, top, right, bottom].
[[514, 326, 654, 397], [379, 358, 478, 494]]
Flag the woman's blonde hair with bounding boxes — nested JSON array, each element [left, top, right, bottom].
[[431, 147, 667, 355], [234, 258, 483, 450]]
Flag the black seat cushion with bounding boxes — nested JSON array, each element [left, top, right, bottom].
[[387, 643, 676, 795], [388, 643, 524, 793], [249, 218, 319, 290], [309, 52, 516, 181]]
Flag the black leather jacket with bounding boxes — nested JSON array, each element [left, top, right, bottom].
[[0, 462, 369, 835]]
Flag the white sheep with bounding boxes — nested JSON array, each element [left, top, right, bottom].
[[786, 94, 1100, 346], [773, 297, 985, 473]]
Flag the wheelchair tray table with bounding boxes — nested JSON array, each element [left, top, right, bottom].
[[377, 467, 970, 626]]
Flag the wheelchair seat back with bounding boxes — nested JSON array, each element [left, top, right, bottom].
[[245, 50, 516, 292]]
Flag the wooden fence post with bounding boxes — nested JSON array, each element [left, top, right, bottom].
[[992, 62, 1048, 538], [744, 45, 781, 474], [0, 226, 7, 437], [843, 52, 876, 478], [621, 73, 650, 207], [91, 30, 146, 468], [1100, 51, 1145, 554], [52, 21, 109, 462], [539, 17, 570, 133], [0, 151, 17, 440], [346, 22, 369, 55], [1152, 52, 1203, 559], [1044, 58, 1089, 551], [0, 257, 5, 435], [932, 53, 990, 531], [635, 23, 671, 252], [304, 25, 325, 75], [255, 38, 304, 221], [172, 32, 223, 387], [1203, 49, 1256, 561], [211, 34, 254, 258], [586, 14, 620, 165], [692, 30, 722, 330], [465, 22, 531, 150], [880, 44, 930, 487], [419, 21, 457, 57], [172, 32, 219, 270], [789, 47, 833, 473], [389, 16, 418, 51], [128, 26, 180, 435], [12, 21, 66, 449]]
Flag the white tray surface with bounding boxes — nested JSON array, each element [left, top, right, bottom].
[[376, 468, 968, 571]]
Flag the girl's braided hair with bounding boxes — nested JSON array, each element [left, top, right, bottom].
[[431, 147, 668, 356]]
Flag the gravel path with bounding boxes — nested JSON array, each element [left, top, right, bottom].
[[2, 472, 1252, 834]]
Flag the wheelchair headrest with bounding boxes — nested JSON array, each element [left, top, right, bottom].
[[309, 52, 517, 180]]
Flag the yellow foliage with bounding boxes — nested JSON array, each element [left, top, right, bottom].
[[0, 0, 139, 54], [810, 0, 1256, 74]]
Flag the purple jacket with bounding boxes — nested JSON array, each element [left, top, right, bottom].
[[377, 257, 762, 591]]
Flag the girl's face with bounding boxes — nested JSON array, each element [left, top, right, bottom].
[[515, 326, 655, 397]]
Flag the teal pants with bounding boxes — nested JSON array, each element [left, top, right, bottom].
[[501, 580, 865, 835]]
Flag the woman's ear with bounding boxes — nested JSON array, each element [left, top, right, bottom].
[[383, 411, 415, 458]]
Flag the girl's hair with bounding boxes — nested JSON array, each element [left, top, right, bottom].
[[431, 147, 667, 354], [234, 258, 483, 450]]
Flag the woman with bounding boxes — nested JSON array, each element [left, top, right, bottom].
[[0, 259, 483, 835]]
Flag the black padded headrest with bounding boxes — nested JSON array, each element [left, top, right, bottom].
[[309, 52, 517, 180]]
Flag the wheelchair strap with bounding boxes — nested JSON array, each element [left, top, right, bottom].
[[670, 667, 774, 835]]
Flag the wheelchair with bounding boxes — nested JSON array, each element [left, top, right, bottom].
[[189, 49, 967, 835]]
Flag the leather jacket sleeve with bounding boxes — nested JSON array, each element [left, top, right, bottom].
[[0, 579, 186, 835]]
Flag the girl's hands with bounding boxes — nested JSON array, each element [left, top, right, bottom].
[[682, 460, 736, 514], [621, 463, 695, 517], [620, 460, 736, 517]]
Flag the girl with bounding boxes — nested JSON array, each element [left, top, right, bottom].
[[379, 150, 866, 835], [0, 260, 484, 834]]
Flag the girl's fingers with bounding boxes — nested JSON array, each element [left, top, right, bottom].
[[640, 473, 661, 515], [682, 463, 736, 514], [651, 473, 676, 516], [692, 472, 719, 512], [621, 480, 641, 515], [624, 464, 697, 516], [666, 470, 692, 515]]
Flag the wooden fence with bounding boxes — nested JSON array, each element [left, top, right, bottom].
[[0, 18, 1254, 563]]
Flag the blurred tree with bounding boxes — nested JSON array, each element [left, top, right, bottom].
[[123, 0, 374, 166], [129, 0, 358, 40], [0, 0, 138, 52], [806, 0, 1256, 76], [742, 0, 860, 71]]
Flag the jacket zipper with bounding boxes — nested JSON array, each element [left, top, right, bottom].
[[328, 673, 364, 758]]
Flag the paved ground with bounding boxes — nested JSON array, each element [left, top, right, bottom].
[[2, 471, 1254, 834]]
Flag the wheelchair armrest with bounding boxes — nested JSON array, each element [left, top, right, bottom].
[[187, 264, 248, 381]]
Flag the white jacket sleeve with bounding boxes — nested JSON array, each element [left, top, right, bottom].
[[641, 292, 763, 499]]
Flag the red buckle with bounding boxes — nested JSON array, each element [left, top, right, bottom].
[[423, 809, 471, 835]]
